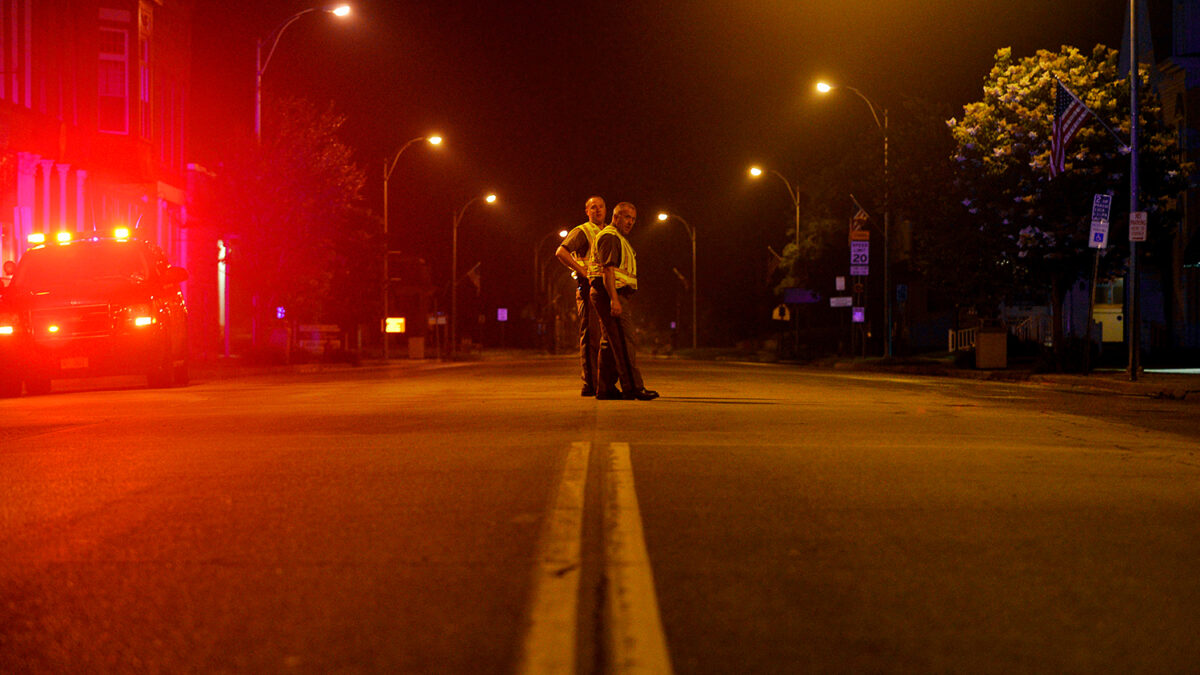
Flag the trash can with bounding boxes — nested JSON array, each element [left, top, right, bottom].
[[975, 328, 1007, 369]]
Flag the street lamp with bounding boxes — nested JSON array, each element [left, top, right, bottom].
[[382, 135, 442, 359], [534, 228, 570, 303], [450, 193, 497, 357], [817, 80, 892, 358], [750, 166, 803, 356], [656, 212, 698, 350], [255, 4, 352, 143], [749, 166, 801, 252]]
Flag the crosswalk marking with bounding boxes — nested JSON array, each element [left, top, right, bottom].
[[605, 442, 674, 675]]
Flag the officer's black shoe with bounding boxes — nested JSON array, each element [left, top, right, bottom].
[[581, 386, 595, 397], [626, 389, 660, 401]]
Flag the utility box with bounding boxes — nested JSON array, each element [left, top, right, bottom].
[[975, 328, 1007, 369], [408, 336, 425, 359]]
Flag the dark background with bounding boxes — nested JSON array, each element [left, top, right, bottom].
[[191, 0, 1137, 347]]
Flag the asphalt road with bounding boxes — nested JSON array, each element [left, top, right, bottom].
[[1, 358, 1197, 674]]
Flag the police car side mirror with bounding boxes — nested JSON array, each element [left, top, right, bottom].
[[2, 260, 14, 276], [163, 266, 188, 284]]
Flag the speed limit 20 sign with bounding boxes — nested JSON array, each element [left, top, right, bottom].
[[850, 241, 869, 276]]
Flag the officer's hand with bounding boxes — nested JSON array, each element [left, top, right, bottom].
[[611, 298, 623, 316]]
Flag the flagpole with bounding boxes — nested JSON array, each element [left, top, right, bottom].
[[1127, 0, 1141, 381]]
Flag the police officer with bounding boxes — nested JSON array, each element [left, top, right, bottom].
[[588, 201, 658, 400], [555, 196, 607, 396]]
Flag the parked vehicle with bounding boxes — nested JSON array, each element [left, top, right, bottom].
[[0, 232, 188, 396]]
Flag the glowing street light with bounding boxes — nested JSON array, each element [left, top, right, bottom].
[[255, 4, 352, 142], [816, 80, 892, 357], [382, 134, 443, 359], [657, 212, 698, 350], [450, 193, 498, 357], [748, 166, 801, 251]]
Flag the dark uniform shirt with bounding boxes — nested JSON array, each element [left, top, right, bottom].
[[591, 231, 635, 297]]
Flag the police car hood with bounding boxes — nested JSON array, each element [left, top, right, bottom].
[[5, 277, 151, 311]]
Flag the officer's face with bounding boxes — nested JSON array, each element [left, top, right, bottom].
[[585, 198, 606, 225], [612, 206, 636, 235]]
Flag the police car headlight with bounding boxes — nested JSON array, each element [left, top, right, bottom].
[[117, 304, 156, 328], [0, 312, 18, 335]]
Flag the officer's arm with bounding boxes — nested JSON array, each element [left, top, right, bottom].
[[604, 266, 622, 316], [554, 245, 587, 277]]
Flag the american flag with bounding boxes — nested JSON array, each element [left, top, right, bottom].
[[1050, 80, 1089, 177]]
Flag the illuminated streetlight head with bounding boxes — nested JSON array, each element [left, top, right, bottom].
[[749, 166, 763, 177], [816, 82, 833, 93], [485, 194, 497, 204], [329, 5, 351, 17], [558, 229, 569, 238], [657, 213, 669, 222], [427, 135, 443, 145]]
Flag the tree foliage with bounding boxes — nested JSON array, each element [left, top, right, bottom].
[[947, 45, 1188, 319], [207, 96, 368, 326]]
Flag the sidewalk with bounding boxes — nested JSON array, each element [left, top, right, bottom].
[[820, 356, 1200, 402]]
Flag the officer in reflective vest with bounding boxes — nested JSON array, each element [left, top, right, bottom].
[[587, 201, 659, 400], [555, 196, 607, 396]]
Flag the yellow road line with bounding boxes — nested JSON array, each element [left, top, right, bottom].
[[605, 442, 674, 675], [516, 441, 590, 675]]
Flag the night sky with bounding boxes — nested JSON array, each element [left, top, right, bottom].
[[192, 0, 1133, 346]]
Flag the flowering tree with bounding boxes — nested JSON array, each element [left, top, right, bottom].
[[948, 45, 1187, 358]]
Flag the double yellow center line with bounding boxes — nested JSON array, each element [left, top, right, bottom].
[[517, 442, 673, 675]]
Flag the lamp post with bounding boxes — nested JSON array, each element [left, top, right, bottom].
[[749, 166, 801, 252], [255, 4, 351, 143], [382, 135, 442, 359], [750, 166, 803, 356], [656, 212, 698, 349], [450, 193, 497, 357], [817, 81, 891, 358], [534, 229, 570, 305]]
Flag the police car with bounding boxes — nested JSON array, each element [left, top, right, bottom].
[[0, 229, 189, 396]]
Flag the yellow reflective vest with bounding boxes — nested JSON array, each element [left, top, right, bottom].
[[569, 221, 602, 266], [587, 225, 637, 291]]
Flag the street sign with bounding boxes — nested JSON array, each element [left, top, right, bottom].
[[851, 241, 870, 264], [850, 266, 869, 277], [497, 308, 508, 322], [384, 317, 406, 334], [1089, 194, 1111, 249], [852, 307, 865, 323], [1129, 211, 1147, 242], [835, 276, 845, 291], [783, 288, 821, 304], [849, 229, 870, 241], [830, 296, 853, 307]]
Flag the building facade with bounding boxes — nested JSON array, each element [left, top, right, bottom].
[[0, 0, 194, 286]]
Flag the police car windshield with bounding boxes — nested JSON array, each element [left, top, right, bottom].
[[12, 241, 150, 290]]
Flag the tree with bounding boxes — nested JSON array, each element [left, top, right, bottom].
[[207, 96, 367, 338], [948, 45, 1188, 364]]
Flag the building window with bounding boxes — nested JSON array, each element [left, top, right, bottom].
[[139, 36, 151, 139], [98, 28, 129, 134]]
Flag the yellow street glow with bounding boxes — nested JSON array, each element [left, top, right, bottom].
[[749, 166, 763, 177], [816, 82, 833, 93], [485, 194, 497, 203], [558, 229, 569, 238], [27, 233, 45, 244], [428, 136, 443, 145], [331, 5, 351, 17], [657, 213, 669, 221]]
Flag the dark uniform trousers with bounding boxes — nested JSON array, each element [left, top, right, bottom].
[[589, 285, 643, 396], [575, 280, 600, 389]]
